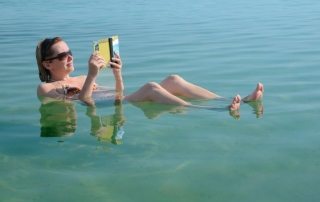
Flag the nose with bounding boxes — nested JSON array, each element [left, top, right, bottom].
[[67, 54, 73, 62]]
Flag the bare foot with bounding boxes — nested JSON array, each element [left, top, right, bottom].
[[229, 94, 241, 111], [229, 95, 241, 119], [243, 83, 264, 102]]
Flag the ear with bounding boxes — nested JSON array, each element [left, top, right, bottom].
[[42, 61, 51, 70]]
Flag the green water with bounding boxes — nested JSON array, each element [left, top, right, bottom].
[[1, 0, 320, 201]]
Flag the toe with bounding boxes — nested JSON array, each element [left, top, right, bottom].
[[257, 82, 264, 92]]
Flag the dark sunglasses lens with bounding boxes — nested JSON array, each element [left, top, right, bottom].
[[57, 51, 72, 60]]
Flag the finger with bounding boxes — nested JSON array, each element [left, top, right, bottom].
[[92, 52, 99, 58], [97, 58, 105, 63], [99, 61, 106, 68], [111, 56, 120, 61], [111, 57, 121, 65], [94, 55, 104, 61], [109, 62, 121, 69], [113, 52, 120, 58]]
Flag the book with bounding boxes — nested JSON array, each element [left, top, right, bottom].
[[93, 35, 120, 67]]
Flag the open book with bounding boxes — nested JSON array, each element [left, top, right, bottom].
[[93, 35, 120, 67]]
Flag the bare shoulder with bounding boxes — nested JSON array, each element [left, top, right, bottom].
[[37, 83, 54, 97], [37, 83, 70, 104]]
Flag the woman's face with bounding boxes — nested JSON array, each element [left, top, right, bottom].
[[43, 41, 74, 74]]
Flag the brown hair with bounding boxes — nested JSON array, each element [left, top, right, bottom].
[[36, 37, 63, 82]]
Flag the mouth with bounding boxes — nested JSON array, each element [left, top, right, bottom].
[[65, 63, 74, 70]]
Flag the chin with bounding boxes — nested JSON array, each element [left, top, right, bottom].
[[65, 65, 74, 72]]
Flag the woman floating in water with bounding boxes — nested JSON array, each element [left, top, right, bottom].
[[35, 37, 263, 112]]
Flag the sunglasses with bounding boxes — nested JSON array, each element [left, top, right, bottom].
[[44, 50, 73, 61]]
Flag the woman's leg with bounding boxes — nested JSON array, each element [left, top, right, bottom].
[[124, 82, 191, 106], [159, 74, 221, 99], [124, 81, 242, 111]]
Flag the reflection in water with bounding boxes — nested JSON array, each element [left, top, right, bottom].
[[228, 100, 264, 119], [39, 101, 77, 137], [229, 109, 240, 120], [86, 104, 125, 144], [131, 100, 264, 120], [131, 102, 186, 119], [39, 99, 262, 140], [39, 101, 126, 144], [247, 101, 264, 118]]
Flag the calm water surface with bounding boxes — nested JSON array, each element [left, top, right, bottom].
[[1, 0, 320, 201]]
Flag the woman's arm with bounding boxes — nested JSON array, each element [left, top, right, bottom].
[[79, 53, 105, 105], [109, 54, 124, 103]]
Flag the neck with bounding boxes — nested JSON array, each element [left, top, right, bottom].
[[50, 74, 70, 82]]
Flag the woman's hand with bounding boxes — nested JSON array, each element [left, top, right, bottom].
[[88, 52, 106, 77], [110, 54, 122, 77]]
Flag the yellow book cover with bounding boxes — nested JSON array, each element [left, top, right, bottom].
[[93, 35, 120, 67]]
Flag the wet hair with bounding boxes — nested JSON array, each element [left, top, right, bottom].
[[35, 37, 63, 82]]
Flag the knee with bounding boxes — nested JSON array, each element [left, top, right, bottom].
[[143, 82, 162, 91], [165, 74, 183, 83]]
